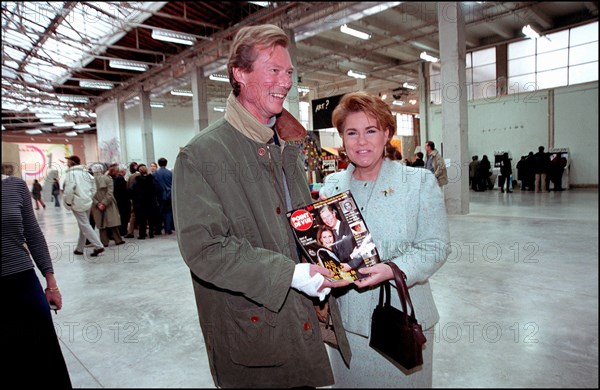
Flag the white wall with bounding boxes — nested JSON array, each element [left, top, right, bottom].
[[123, 105, 224, 167], [428, 81, 598, 186]]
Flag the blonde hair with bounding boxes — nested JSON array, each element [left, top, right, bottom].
[[228, 24, 289, 96]]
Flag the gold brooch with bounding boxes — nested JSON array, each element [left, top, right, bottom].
[[382, 187, 394, 197]]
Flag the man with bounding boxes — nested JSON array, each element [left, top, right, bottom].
[[123, 162, 140, 238], [153, 157, 173, 235], [533, 146, 550, 193], [62, 155, 104, 257], [469, 155, 479, 190], [425, 140, 448, 186], [319, 204, 354, 262], [172, 24, 351, 388]]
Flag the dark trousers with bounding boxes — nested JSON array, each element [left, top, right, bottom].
[[1, 270, 72, 387]]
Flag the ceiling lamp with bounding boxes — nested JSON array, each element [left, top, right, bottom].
[[298, 86, 310, 93], [54, 121, 76, 127], [171, 89, 193, 97], [79, 80, 114, 90], [347, 70, 367, 79], [392, 100, 405, 106], [213, 107, 226, 112], [73, 124, 91, 130], [409, 99, 417, 105], [522, 24, 541, 39], [340, 24, 371, 40], [109, 59, 149, 71], [26, 129, 43, 134], [58, 95, 90, 103], [209, 74, 229, 82], [65, 131, 78, 137], [152, 29, 196, 46], [150, 102, 165, 108], [420, 51, 439, 63], [403, 82, 417, 90]]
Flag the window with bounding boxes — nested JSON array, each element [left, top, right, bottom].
[[396, 113, 414, 136]]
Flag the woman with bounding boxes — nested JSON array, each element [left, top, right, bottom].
[[31, 179, 46, 209], [1, 163, 72, 387], [131, 164, 160, 239], [320, 91, 450, 388], [52, 178, 61, 207], [90, 164, 125, 247]]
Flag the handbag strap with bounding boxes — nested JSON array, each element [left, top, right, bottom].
[[382, 262, 418, 322]]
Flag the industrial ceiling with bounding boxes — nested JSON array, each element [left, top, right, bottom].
[[2, 1, 598, 136]]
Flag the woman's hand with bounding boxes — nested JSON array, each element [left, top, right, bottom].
[[352, 262, 395, 289]]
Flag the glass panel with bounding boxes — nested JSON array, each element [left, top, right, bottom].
[[537, 68, 568, 89], [537, 48, 568, 72], [472, 47, 496, 66], [569, 62, 599, 85], [509, 56, 536, 76], [473, 81, 497, 100], [570, 42, 599, 65], [537, 30, 569, 53], [465, 52, 472, 68], [472, 64, 495, 83], [570, 21, 598, 46], [507, 74, 537, 94], [508, 39, 535, 59], [430, 73, 442, 91]]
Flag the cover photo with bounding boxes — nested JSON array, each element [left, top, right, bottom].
[[287, 190, 380, 281]]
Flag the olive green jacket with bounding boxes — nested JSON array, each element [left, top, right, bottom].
[[173, 119, 351, 388]]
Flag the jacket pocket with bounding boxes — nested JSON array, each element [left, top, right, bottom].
[[225, 297, 287, 367]]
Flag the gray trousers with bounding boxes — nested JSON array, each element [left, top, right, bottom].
[[72, 209, 103, 251]]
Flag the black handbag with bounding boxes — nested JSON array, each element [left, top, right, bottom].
[[369, 261, 427, 370]]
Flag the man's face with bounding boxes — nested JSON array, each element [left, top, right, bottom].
[[320, 208, 338, 228], [233, 44, 293, 124]]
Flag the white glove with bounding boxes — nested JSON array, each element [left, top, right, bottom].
[[291, 263, 330, 302]]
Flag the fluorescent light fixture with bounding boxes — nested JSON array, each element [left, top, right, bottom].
[[79, 80, 114, 90], [73, 124, 91, 130], [381, 94, 387, 100], [41, 117, 64, 123], [298, 86, 310, 93], [420, 51, 439, 63], [403, 82, 417, 90], [213, 106, 226, 112], [171, 89, 193, 97], [152, 29, 196, 46], [109, 59, 149, 71], [65, 131, 78, 137], [347, 70, 367, 79], [392, 100, 405, 106], [35, 113, 63, 119], [209, 74, 229, 82], [150, 102, 165, 108], [409, 99, 417, 105], [58, 95, 90, 103], [26, 129, 43, 134], [340, 24, 371, 40], [54, 121, 76, 127], [522, 24, 540, 39], [249, 1, 270, 6]]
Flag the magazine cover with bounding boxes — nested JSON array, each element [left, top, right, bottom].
[[287, 190, 380, 281]]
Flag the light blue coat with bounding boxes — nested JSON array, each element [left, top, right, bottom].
[[320, 159, 450, 336]]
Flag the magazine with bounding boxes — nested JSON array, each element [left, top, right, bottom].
[[287, 190, 380, 282]]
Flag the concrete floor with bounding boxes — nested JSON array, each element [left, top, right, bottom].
[[33, 188, 598, 388]]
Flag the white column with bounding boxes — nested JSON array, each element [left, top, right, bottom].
[[139, 90, 155, 164], [191, 66, 209, 132], [438, 2, 469, 215]]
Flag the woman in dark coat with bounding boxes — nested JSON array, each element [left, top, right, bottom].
[[131, 164, 160, 239], [108, 166, 131, 236], [476, 155, 492, 191]]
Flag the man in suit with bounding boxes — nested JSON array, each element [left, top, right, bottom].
[[319, 204, 355, 263]]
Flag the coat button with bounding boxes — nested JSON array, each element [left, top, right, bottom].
[[304, 322, 311, 331], [250, 316, 260, 323]]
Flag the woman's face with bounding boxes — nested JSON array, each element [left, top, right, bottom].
[[320, 229, 335, 248], [342, 111, 389, 174]]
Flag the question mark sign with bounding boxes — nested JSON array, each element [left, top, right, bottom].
[[325, 99, 330, 109]]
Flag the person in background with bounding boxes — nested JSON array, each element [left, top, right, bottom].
[[424, 140, 448, 187], [320, 91, 450, 388], [124, 162, 140, 238], [172, 24, 351, 388], [31, 179, 46, 209], [475, 155, 492, 191], [109, 165, 131, 236], [1, 163, 72, 387], [52, 178, 61, 207], [412, 151, 425, 167], [469, 155, 479, 190], [498, 152, 513, 193], [131, 164, 160, 240], [62, 155, 104, 257], [149, 162, 158, 175], [153, 157, 173, 235], [385, 143, 402, 161], [533, 146, 550, 193], [90, 163, 125, 247]]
